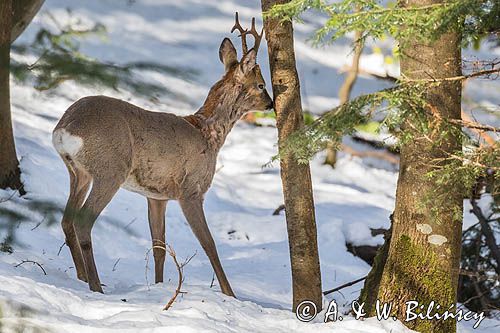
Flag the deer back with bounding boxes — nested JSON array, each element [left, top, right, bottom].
[[54, 95, 217, 200]]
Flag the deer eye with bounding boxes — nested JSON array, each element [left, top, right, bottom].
[[257, 83, 265, 90]]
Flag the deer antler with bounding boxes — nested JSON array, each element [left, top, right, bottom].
[[231, 12, 263, 55]]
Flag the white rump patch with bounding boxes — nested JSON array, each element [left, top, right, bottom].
[[428, 234, 448, 246], [52, 128, 83, 157], [416, 223, 433, 235]]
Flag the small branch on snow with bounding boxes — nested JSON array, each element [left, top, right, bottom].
[[0, 191, 18, 204], [163, 244, 196, 311], [14, 260, 47, 275], [112, 258, 121, 272], [57, 241, 66, 256], [210, 272, 216, 288], [272, 204, 285, 216], [323, 276, 367, 296]]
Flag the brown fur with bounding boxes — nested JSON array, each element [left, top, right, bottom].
[[53, 38, 272, 296]]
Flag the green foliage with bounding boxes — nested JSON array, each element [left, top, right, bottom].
[[275, 82, 429, 162], [266, 0, 500, 47], [11, 12, 197, 101], [355, 120, 379, 134], [266, 0, 499, 204]]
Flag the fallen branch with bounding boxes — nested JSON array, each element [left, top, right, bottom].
[[57, 241, 65, 256], [272, 204, 285, 216], [163, 244, 196, 311], [112, 258, 121, 272], [14, 260, 47, 275], [323, 276, 367, 296]]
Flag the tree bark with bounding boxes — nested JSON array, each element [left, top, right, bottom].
[[11, 0, 45, 43], [373, 1, 463, 332], [359, 224, 392, 311], [0, 0, 23, 193], [261, 0, 322, 312]]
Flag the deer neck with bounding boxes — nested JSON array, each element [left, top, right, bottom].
[[185, 100, 241, 150]]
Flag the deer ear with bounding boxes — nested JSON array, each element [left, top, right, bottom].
[[239, 49, 257, 75], [219, 38, 238, 72]]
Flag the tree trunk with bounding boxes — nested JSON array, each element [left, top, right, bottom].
[[0, 0, 23, 193], [324, 28, 363, 167], [374, 1, 463, 332], [11, 0, 45, 43], [261, 0, 322, 312], [359, 224, 392, 312]]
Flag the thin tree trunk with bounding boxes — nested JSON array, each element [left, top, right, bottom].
[[338, 30, 363, 105], [11, 0, 45, 43], [374, 1, 463, 332], [324, 29, 363, 167], [261, 0, 322, 312], [0, 0, 23, 193]]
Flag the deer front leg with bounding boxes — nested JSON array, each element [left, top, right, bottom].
[[147, 198, 167, 283], [74, 178, 121, 293], [179, 198, 235, 297]]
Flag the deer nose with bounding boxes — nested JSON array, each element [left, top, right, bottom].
[[266, 100, 274, 111]]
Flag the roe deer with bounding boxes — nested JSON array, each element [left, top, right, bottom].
[[52, 13, 272, 296]]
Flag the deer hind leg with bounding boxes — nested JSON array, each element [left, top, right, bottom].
[[74, 177, 121, 293], [147, 198, 167, 283], [179, 198, 235, 297], [61, 160, 91, 282]]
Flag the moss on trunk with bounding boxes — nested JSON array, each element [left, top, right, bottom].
[[373, 1, 464, 332], [359, 225, 391, 314]]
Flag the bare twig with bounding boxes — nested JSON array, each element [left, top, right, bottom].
[[449, 118, 500, 133], [112, 258, 121, 272], [323, 276, 367, 296], [31, 215, 46, 231], [14, 260, 47, 275], [272, 204, 285, 216], [324, 265, 498, 297], [460, 109, 496, 146], [144, 248, 152, 290], [57, 241, 66, 256], [0, 191, 18, 204], [210, 272, 216, 288], [403, 67, 500, 83], [163, 245, 196, 311]]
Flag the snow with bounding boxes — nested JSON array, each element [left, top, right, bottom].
[[0, 0, 498, 332]]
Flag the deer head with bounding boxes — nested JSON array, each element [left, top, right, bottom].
[[193, 13, 273, 137]]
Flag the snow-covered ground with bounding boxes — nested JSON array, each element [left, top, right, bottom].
[[0, 1, 498, 332]]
